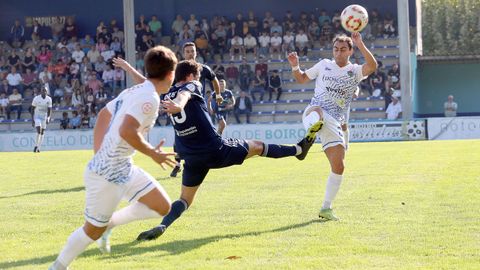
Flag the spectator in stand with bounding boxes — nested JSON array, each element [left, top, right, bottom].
[[87, 71, 102, 94], [383, 15, 396, 38], [229, 34, 244, 61], [101, 64, 115, 92], [22, 48, 36, 72], [52, 83, 64, 106], [308, 21, 321, 44], [70, 110, 81, 129], [186, 14, 198, 30], [52, 59, 67, 77], [444, 95, 458, 117], [37, 47, 52, 69], [149, 15, 162, 44], [243, 32, 258, 57], [177, 31, 194, 57], [369, 9, 383, 38], [63, 80, 73, 105], [71, 44, 85, 64], [7, 50, 21, 70], [99, 26, 113, 46], [60, 111, 70, 129], [234, 90, 252, 124], [254, 57, 268, 78], [87, 45, 100, 64], [332, 10, 341, 24], [94, 56, 107, 76], [385, 96, 402, 120], [9, 19, 25, 48], [263, 11, 275, 26], [80, 34, 95, 54], [110, 37, 122, 54], [226, 22, 239, 43], [171, 14, 186, 43], [318, 9, 331, 25], [251, 69, 266, 101], [89, 111, 97, 128], [239, 65, 253, 92], [22, 68, 38, 93], [96, 38, 108, 53], [6, 66, 23, 94], [100, 44, 116, 62], [0, 80, 10, 95], [64, 17, 77, 40], [71, 88, 84, 110], [295, 29, 309, 57], [135, 15, 148, 46], [387, 63, 400, 90], [109, 19, 118, 32], [200, 18, 210, 35], [270, 20, 283, 36], [94, 87, 108, 110], [247, 11, 259, 36], [39, 66, 52, 85], [369, 68, 387, 97], [7, 88, 23, 119], [51, 17, 64, 43], [258, 31, 271, 59], [0, 92, 9, 117], [332, 21, 344, 36], [29, 20, 42, 42], [319, 20, 333, 47], [282, 30, 295, 55], [96, 21, 106, 40], [84, 88, 95, 113], [225, 61, 239, 89], [270, 31, 283, 60], [210, 32, 227, 61], [79, 56, 92, 83], [268, 69, 282, 101], [298, 12, 309, 32], [113, 65, 125, 95], [212, 59, 225, 80], [111, 26, 124, 44], [194, 33, 209, 62], [56, 47, 71, 64], [38, 39, 52, 51], [234, 13, 245, 36]]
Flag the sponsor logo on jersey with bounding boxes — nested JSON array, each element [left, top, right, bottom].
[[142, 102, 153, 114]]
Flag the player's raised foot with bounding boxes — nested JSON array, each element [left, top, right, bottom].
[[96, 229, 112, 254], [296, 120, 323, 160], [170, 165, 181, 177], [318, 208, 339, 221], [137, 225, 166, 241]]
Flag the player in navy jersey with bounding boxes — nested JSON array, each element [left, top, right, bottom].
[[207, 79, 235, 135], [169, 42, 222, 177], [115, 59, 312, 241]]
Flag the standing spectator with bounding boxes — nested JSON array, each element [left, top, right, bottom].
[[295, 29, 309, 57], [135, 15, 148, 46], [64, 17, 77, 40], [84, 88, 95, 113], [0, 92, 9, 117], [385, 96, 402, 120], [51, 16, 64, 43], [225, 61, 239, 89], [383, 15, 396, 38], [149, 15, 162, 44], [60, 111, 70, 129], [234, 90, 252, 124], [268, 69, 282, 101], [9, 19, 25, 48], [7, 88, 23, 119], [207, 79, 235, 135], [29, 20, 42, 42], [247, 11, 259, 36], [444, 95, 458, 117], [6, 66, 23, 94]]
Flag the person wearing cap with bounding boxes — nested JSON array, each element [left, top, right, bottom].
[[385, 95, 402, 120], [444, 95, 458, 117]]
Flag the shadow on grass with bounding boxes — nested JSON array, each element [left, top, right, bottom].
[[0, 219, 325, 268], [0, 186, 84, 199]]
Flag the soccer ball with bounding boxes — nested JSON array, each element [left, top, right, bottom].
[[341, 4, 369, 32]]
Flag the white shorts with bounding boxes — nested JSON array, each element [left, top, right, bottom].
[[34, 116, 47, 129], [302, 106, 345, 151], [83, 165, 161, 227]]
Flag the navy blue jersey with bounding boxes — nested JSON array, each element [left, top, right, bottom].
[[165, 80, 222, 156], [199, 64, 216, 96], [211, 89, 234, 112]]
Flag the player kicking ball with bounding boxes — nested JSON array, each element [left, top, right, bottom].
[[113, 59, 316, 242], [49, 46, 177, 270], [287, 32, 377, 221], [31, 87, 52, 153]]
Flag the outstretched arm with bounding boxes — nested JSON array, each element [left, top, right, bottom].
[[112, 57, 146, 85], [351, 32, 378, 77], [287, 52, 311, 84]]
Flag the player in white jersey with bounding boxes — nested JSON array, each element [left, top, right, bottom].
[[288, 32, 377, 221], [31, 87, 52, 153], [49, 46, 178, 270]]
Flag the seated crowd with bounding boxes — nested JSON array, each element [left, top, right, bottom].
[[0, 8, 399, 128]]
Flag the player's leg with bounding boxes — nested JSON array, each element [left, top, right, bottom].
[[296, 106, 324, 160], [33, 122, 41, 152], [36, 119, 47, 152], [217, 114, 226, 135], [170, 143, 182, 177], [137, 163, 208, 241], [245, 139, 300, 159]]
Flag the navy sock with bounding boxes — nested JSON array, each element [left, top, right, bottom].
[[161, 199, 188, 228], [261, 143, 297, 158]]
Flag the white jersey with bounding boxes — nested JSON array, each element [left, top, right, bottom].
[[32, 95, 52, 118], [305, 59, 366, 123], [87, 80, 160, 184]]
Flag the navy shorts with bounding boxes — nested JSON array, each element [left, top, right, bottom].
[[182, 138, 249, 187], [215, 111, 228, 121]]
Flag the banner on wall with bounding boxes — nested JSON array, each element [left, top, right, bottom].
[[0, 121, 426, 152], [427, 116, 480, 140]]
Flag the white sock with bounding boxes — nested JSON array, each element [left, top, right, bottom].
[[107, 202, 161, 230], [303, 110, 321, 130], [38, 134, 45, 149], [322, 172, 343, 209], [295, 145, 302, 155], [35, 133, 41, 147], [343, 129, 349, 151], [55, 227, 94, 268]]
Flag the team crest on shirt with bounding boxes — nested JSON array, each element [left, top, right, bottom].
[[186, 83, 195, 91], [142, 102, 153, 114], [347, 70, 354, 77]]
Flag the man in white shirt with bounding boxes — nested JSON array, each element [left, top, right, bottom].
[[31, 87, 52, 153], [7, 88, 23, 120], [386, 96, 402, 120], [49, 46, 177, 270], [258, 31, 271, 58], [270, 31, 283, 60], [288, 33, 377, 221], [295, 29, 309, 57], [243, 32, 258, 56], [229, 34, 244, 61], [444, 94, 458, 117], [71, 44, 85, 63], [282, 30, 295, 55], [6, 66, 23, 94]]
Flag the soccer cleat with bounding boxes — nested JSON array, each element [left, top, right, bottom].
[[170, 165, 181, 177], [136, 225, 166, 241], [318, 208, 339, 221], [96, 229, 112, 254], [33, 146, 38, 153], [296, 120, 323, 160]]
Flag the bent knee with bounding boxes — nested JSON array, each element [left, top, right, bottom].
[[151, 200, 171, 216], [248, 140, 264, 156]]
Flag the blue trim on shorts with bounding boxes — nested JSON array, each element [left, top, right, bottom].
[[323, 141, 343, 149], [84, 212, 109, 224], [128, 182, 153, 202]]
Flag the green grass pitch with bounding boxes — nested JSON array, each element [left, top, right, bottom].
[[0, 140, 479, 269]]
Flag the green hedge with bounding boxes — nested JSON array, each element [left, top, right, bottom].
[[422, 0, 480, 56]]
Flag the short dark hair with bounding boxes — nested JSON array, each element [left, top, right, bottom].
[[175, 60, 201, 82], [144, 45, 177, 80], [333, 35, 353, 50], [182, 42, 196, 51]]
